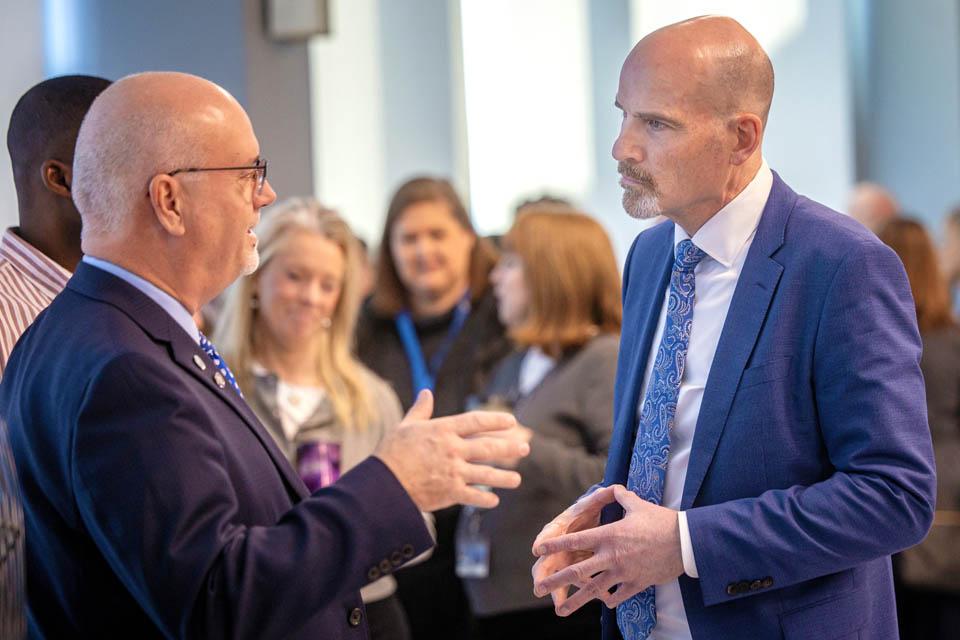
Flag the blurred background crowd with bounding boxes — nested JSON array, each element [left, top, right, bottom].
[[1, 1, 959, 639]]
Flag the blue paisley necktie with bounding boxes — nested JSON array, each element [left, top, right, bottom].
[[199, 333, 244, 398], [617, 239, 706, 639]]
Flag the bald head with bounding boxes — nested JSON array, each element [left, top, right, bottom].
[[847, 182, 899, 233], [629, 16, 774, 124], [73, 72, 251, 239]]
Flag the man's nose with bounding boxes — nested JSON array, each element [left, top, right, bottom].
[[612, 123, 643, 164], [258, 178, 278, 207]]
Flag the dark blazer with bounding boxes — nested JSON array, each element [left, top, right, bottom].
[[601, 173, 936, 639], [0, 263, 433, 639]]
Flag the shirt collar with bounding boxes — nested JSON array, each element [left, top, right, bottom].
[[81, 255, 200, 344], [0, 228, 72, 294], [673, 159, 773, 268]]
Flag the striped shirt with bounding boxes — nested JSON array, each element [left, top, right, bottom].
[[0, 229, 71, 376]]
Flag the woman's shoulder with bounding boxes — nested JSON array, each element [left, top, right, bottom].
[[357, 364, 403, 416], [571, 333, 620, 363]]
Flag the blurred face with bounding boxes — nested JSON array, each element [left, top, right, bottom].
[[612, 46, 731, 222], [491, 251, 529, 328], [255, 231, 345, 347], [389, 200, 476, 305]]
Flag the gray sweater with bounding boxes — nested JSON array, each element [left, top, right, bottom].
[[460, 334, 618, 616], [897, 328, 960, 591]]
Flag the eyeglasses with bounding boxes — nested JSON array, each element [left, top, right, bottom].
[[167, 158, 268, 194]]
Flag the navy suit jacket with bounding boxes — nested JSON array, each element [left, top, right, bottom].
[[600, 174, 936, 639], [0, 264, 433, 639]]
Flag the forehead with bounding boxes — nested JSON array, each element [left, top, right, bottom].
[[199, 103, 260, 162], [275, 231, 344, 266], [395, 200, 459, 229], [617, 45, 715, 116]]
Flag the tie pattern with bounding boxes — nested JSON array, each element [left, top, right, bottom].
[[617, 239, 706, 639], [199, 333, 243, 398]]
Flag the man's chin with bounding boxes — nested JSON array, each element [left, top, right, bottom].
[[622, 191, 661, 220]]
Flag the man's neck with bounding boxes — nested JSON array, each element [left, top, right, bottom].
[[15, 223, 82, 273], [85, 248, 203, 315], [671, 159, 762, 236]]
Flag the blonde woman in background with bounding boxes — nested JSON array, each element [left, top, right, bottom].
[[215, 198, 422, 640]]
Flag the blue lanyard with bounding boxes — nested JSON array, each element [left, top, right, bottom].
[[395, 291, 472, 399]]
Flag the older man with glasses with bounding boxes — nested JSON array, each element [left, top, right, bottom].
[[0, 71, 530, 640]]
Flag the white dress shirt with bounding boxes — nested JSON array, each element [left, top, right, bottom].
[[639, 162, 773, 639]]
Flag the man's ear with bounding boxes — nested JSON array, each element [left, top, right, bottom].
[[148, 174, 188, 237], [40, 160, 73, 198], [729, 114, 763, 166]]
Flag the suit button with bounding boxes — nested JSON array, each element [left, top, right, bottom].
[[761, 576, 773, 588], [390, 551, 404, 567], [348, 607, 363, 627], [750, 580, 762, 591], [367, 566, 381, 581], [402, 544, 415, 559], [379, 559, 392, 573], [726, 583, 738, 596]]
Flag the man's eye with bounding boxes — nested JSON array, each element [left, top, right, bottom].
[[647, 119, 666, 131]]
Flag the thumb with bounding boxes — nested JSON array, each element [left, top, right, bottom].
[[403, 389, 434, 423], [613, 484, 641, 512]]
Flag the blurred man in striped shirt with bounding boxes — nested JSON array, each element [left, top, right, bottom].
[[0, 75, 111, 373], [0, 75, 109, 639]]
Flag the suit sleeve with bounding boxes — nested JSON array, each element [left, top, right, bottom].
[[71, 353, 433, 639], [685, 238, 936, 606]]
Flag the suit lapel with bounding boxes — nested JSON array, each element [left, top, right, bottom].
[[604, 222, 674, 486], [680, 173, 795, 509], [170, 335, 309, 501], [68, 264, 309, 501]]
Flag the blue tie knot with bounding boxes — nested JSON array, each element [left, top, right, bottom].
[[675, 239, 706, 272]]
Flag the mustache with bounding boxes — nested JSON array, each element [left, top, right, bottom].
[[618, 162, 657, 189]]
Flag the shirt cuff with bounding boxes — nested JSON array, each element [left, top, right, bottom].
[[677, 510, 699, 578]]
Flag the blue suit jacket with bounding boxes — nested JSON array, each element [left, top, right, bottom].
[[0, 264, 433, 639], [600, 174, 936, 639]]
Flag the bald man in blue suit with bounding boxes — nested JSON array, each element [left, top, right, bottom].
[[532, 17, 935, 640]]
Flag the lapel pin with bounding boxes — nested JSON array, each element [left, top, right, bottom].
[[193, 354, 207, 371], [214, 371, 226, 388]]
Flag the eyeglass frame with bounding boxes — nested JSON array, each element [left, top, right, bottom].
[[154, 158, 269, 195]]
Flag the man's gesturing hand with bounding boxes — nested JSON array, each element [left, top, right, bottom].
[[374, 390, 530, 512], [532, 485, 684, 616]]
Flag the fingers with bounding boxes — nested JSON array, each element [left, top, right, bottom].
[[534, 554, 606, 596], [461, 434, 529, 467], [534, 527, 598, 556], [461, 462, 521, 490], [556, 571, 623, 616], [402, 389, 434, 423], [602, 582, 643, 609], [531, 553, 556, 588], [443, 410, 517, 437], [532, 518, 567, 554], [456, 484, 500, 509], [612, 484, 643, 511]]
